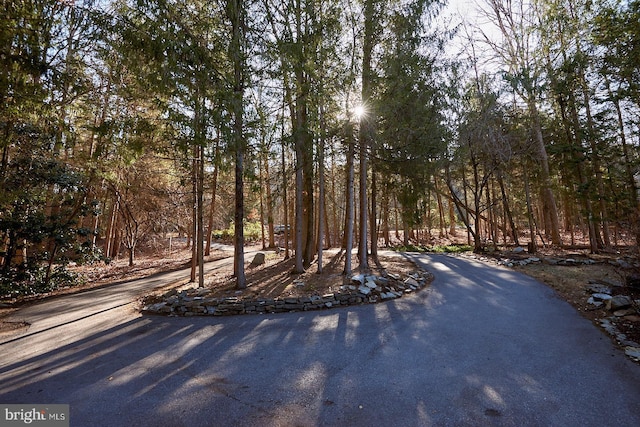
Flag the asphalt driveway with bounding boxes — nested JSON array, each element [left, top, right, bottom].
[[1, 253, 639, 426]]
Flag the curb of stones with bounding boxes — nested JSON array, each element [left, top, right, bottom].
[[141, 270, 432, 317]]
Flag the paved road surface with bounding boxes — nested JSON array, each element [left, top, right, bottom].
[[1, 253, 639, 426]]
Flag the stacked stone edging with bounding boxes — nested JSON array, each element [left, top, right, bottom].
[[142, 270, 431, 317]]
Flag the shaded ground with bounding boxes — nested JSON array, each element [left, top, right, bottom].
[[3, 252, 640, 426], [0, 247, 419, 332], [174, 249, 418, 300], [2, 238, 639, 351]]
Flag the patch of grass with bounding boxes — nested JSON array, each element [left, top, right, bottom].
[[429, 244, 473, 253], [392, 244, 428, 252], [212, 221, 264, 242]]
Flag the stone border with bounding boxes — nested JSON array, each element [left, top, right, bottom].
[[142, 270, 432, 317]]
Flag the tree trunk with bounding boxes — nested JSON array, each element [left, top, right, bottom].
[[190, 147, 197, 283], [382, 187, 390, 246], [449, 197, 457, 236], [462, 166, 471, 246], [343, 122, 356, 276], [497, 171, 519, 245], [197, 144, 205, 288], [294, 147, 305, 272], [317, 104, 326, 273], [292, 0, 315, 272], [205, 136, 220, 257], [281, 120, 290, 259], [357, 0, 377, 271], [228, 0, 246, 288], [434, 177, 446, 238], [605, 75, 640, 249], [563, 89, 600, 253], [529, 99, 562, 246], [259, 157, 266, 250], [370, 169, 378, 260], [523, 161, 537, 253], [265, 149, 275, 248]]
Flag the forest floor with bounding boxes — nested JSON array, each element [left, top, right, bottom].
[[1, 238, 639, 351], [152, 248, 421, 302]]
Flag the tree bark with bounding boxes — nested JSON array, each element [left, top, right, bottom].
[[317, 107, 326, 273], [205, 136, 220, 257], [228, 0, 246, 288], [343, 122, 356, 276]]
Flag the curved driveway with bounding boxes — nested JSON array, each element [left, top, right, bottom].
[[1, 253, 639, 426]]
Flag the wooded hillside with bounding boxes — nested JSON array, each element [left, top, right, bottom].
[[2, 0, 639, 295]]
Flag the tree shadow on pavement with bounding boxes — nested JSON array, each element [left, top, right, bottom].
[[2, 255, 640, 426]]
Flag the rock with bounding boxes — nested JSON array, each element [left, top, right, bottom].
[[374, 276, 390, 286], [364, 280, 377, 290], [586, 284, 612, 295], [163, 289, 178, 298], [404, 277, 420, 287], [599, 318, 617, 336], [388, 273, 401, 280], [592, 293, 613, 301], [607, 295, 633, 311], [613, 308, 637, 317], [250, 252, 266, 266], [590, 278, 623, 288], [616, 259, 633, 269], [381, 292, 396, 300], [625, 347, 640, 362], [358, 285, 371, 296], [513, 246, 525, 253], [310, 295, 323, 304], [144, 302, 169, 313], [351, 274, 365, 285], [625, 274, 640, 289], [294, 279, 305, 288], [587, 297, 603, 307], [616, 331, 637, 347]]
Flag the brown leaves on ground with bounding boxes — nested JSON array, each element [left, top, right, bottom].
[[196, 249, 419, 301]]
